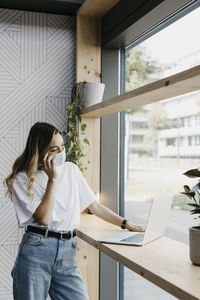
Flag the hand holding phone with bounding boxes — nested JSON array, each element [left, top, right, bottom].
[[42, 153, 58, 180]]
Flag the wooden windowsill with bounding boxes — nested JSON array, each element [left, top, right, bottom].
[[77, 213, 200, 300]]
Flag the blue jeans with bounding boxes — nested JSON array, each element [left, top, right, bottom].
[[11, 231, 89, 300]]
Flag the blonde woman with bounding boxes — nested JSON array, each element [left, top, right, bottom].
[[4, 122, 144, 300]]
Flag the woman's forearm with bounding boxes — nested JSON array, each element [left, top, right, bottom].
[[33, 178, 57, 226], [89, 201, 145, 232], [89, 201, 124, 227]]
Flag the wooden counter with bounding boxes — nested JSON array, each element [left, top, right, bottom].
[[77, 213, 200, 300]]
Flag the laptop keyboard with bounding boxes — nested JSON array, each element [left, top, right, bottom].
[[121, 233, 144, 243]]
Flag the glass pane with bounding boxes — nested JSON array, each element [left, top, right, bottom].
[[123, 6, 200, 300], [125, 90, 200, 243], [125, 7, 200, 92], [123, 90, 200, 300], [124, 266, 177, 300]]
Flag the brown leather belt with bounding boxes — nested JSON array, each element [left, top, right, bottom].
[[26, 225, 76, 240]]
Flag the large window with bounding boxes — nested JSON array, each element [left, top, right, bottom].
[[123, 5, 200, 300]]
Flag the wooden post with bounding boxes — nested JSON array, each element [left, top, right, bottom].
[[76, 12, 101, 300], [76, 1, 119, 299]]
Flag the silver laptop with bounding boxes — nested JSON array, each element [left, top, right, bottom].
[[99, 197, 172, 246]]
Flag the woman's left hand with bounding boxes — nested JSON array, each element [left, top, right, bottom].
[[125, 221, 146, 232]]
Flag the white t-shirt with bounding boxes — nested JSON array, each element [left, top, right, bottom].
[[12, 162, 97, 231]]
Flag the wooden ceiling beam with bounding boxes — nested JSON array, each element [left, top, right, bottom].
[[78, 0, 120, 17]]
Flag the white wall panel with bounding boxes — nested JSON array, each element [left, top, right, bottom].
[[0, 9, 75, 299]]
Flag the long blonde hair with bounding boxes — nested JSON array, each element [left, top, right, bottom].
[[4, 122, 62, 200]]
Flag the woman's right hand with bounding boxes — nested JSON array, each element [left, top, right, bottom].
[[126, 221, 146, 232], [42, 153, 58, 180]]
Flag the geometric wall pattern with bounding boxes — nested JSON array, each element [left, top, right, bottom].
[[0, 8, 75, 298]]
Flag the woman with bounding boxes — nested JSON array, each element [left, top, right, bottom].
[[4, 122, 145, 300]]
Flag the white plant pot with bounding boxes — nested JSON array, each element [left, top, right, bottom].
[[80, 82, 105, 109]]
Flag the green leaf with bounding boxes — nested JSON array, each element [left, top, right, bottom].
[[180, 191, 195, 198], [68, 121, 74, 128], [183, 185, 191, 193], [187, 203, 200, 208], [191, 208, 200, 214], [67, 131, 73, 137], [73, 158, 79, 164], [66, 105, 72, 112], [183, 169, 200, 178], [83, 138, 90, 145], [69, 141, 74, 150], [81, 124, 87, 131], [77, 115, 81, 122]]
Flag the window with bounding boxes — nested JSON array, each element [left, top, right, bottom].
[[166, 138, 176, 147], [122, 4, 200, 300], [125, 7, 200, 92], [188, 136, 193, 146], [130, 121, 147, 129], [129, 135, 143, 143], [195, 135, 200, 145]]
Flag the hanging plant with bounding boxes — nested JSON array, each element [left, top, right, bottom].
[[64, 82, 90, 173]]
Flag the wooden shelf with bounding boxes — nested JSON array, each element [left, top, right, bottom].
[[78, 213, 200, 300], [81, 65, 200, 118]]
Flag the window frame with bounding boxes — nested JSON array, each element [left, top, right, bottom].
[[100, 1, 200, 300]]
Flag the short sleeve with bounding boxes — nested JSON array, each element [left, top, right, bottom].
[[73, 163, 98, 212], [12, 173, 44, 227]]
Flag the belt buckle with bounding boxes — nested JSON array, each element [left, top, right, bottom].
[[60, 232, 65, 240]]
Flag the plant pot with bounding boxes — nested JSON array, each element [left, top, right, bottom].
[[80, 82, 105, 109], [189, 226, 200, 265]]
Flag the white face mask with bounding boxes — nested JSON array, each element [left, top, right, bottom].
[[52, 149, 66, 167]]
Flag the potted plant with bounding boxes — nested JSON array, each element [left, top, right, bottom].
[[64, 82, 90, 173], [181, 168, 200, 265], [64, 81, 102, 214], [79, 81, 105, 109], [64, 81, 105, 172]]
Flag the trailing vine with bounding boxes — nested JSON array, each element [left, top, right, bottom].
[[64, 82, 90, 173]]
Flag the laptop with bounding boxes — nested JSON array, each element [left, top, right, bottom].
[[98, 197, 172, 246]]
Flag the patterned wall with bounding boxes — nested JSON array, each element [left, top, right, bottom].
[[0, 8, 75, 299]]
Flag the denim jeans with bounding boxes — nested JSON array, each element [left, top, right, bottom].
[[11, 231, 89, 300]]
